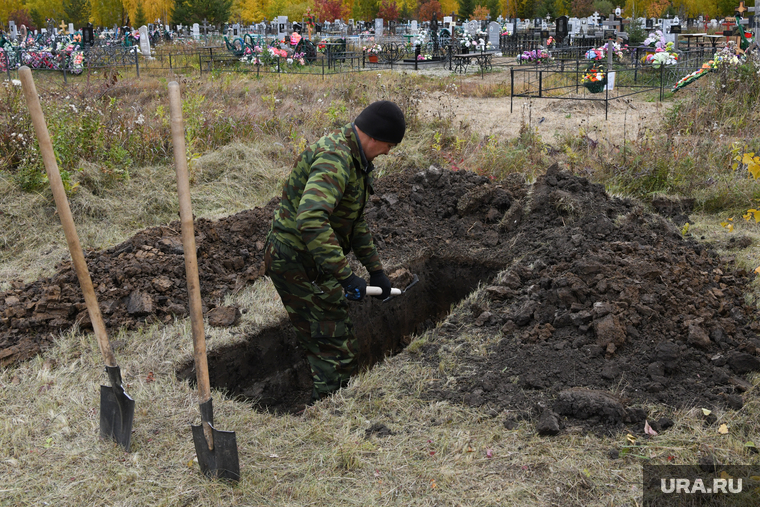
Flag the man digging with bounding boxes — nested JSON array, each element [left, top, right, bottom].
[[264, 100, 405, 403]]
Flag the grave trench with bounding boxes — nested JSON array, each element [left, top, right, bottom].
[[176, 255, 502, 413]]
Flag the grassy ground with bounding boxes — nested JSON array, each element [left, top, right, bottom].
[[2, 64, 760, 506]]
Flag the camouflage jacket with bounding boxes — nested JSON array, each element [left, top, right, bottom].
[[270, 123, 382, 281]]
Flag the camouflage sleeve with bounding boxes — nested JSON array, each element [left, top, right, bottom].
[[351, 215, 383, 273], [296, 149, 353, 281]]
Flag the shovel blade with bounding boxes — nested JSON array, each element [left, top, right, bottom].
[[191, 423, 240, 481], [100, 385, 135, 452]]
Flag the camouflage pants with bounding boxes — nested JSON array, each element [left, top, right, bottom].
[[263, 233, 358, 401]]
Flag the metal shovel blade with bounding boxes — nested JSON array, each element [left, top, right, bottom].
[[99, 366, 135, 452], [191, 399, 240, 481]]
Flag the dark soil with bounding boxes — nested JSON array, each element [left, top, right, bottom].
[[3, 163, 760, 429]]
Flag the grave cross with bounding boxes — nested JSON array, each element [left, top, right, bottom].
[[201, 18, 211, 34], [59, 19, 67, 34], [736, 1, 747, 16], [590, 11, 601, 27]]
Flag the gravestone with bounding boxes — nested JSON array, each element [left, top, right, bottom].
[[69, 22, 75, 34], [556, 15, 568, 42], [444, 16, 452, 25], [646, 18, 654, 29], [375, 18, 383, 37], [411, 20, 418, 33], [569, 17, 580, 35], [82, 24, 94, 45], [233, 23, 240, 36], [488, 21, 500, 47], [9, 21, 17, 40], [192, 23, 200, 39], [138, 25, 152, 56], [277, 16, 288, 38], [467, 20, 479, 35]]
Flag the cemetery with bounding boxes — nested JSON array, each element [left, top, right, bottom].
[[1, 10, 756, 92], [2, 2, 760, 505]]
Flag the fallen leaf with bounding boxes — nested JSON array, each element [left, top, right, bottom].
[[626, 434, 636, 444], [702, 408, 712, 416], [718, 424, 729, 434], [431, 479, 437, 489], [486, 449, 493, 458], [644, 420, 658, 436]]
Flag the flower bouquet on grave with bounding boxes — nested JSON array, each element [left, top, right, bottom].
[[643, 42, 678, 68], [363, 43, 382, 57], [672, 59, 716, 92], [516, 48, 551, 64], [582, 63, 607, 93], [643, 30, 665, 49], [416, 53, 432, 61]]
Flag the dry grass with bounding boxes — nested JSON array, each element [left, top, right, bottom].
[[1, 275, 758, 506], [3, 65, 760, 506]]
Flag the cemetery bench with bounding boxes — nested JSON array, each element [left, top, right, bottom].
[[704, 34, 724, 50], [680, 33, 706, 50], [452, 51, 496, 74]]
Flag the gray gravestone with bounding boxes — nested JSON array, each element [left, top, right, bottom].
[[488, 21, 500, 47], [375, 18, 384, 37], [277, 16, 288, 38], [9, 21, 17, 40], [192, 23, 200, 39], [411, 20, 418, 33], [138, 25, 152, 57]]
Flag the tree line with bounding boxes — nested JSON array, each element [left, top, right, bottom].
[[1, 0, 750, 32]]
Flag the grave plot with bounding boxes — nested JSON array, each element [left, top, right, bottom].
[[2, 165, 759, 428]]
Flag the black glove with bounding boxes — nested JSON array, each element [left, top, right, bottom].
[[340, 273, 367, 301], [369, 270, 392, 299]]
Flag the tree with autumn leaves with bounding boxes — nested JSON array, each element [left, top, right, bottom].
[[2, 0, 755, 31]]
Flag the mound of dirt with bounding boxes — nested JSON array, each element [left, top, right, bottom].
[[415, 164, 760, 427], [2, 164, 760, 427]]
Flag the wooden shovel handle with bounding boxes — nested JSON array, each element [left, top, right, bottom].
[[168, 82, 211, 404], [18, 67, 116, 368]]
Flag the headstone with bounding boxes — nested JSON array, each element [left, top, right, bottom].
[[138, 25, 152, 56], [444, 16, 452, 25], [375, 18, 383, 37], [9, 21, 17, 40], [488, 21, 500, 47], [646, 18, 653, 29], [556, 15, 568, 41], [192, 23, 200, 39], [68, 22, 74, 34], [82, 24, 94, 45], [615, 7, 622, 17], [467, 20, 479, 35], [233, 23, 240, 36], [411, 20, 418, 33], [277, 16, 288, 38], [569, 17, 580, 35]]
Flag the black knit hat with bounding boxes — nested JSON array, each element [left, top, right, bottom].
[[354, 101, 406, 144]]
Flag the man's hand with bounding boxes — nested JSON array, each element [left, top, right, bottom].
[[340, 273, 367, 301], [369, 270, 392, 299]]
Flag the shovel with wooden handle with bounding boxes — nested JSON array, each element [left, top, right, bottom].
[[168, 81, 240, 482], [19, 66, 135, 451]]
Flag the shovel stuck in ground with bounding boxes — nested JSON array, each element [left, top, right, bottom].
[[168, 81, 240, 481], [19, 66, 135, 451]]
